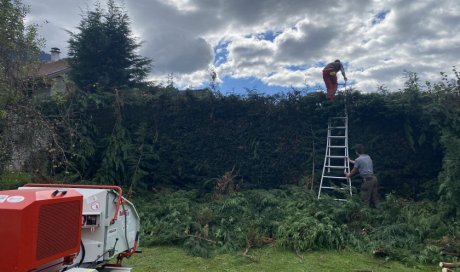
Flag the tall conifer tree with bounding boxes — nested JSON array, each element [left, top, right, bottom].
[[68, 0, 151, 92]]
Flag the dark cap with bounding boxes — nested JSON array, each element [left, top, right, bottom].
[[334, 59, 341, 63]]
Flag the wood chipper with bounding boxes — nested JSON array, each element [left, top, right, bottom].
[[0, 184, 140, 272]]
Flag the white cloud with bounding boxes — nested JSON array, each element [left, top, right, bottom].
[[26, 0, 460, 93], [24, 0, 91, 54], [273, 18, 338, 64], [161, 0, 198, 13], [147, 28, 213, 74], [263, 70, 307, 88], [218, 37, 275, 78]]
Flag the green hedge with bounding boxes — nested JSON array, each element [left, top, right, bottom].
[[37, 72, 459, 199]]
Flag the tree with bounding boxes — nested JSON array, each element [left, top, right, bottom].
[[0, 0, 41, 130], [0, 0, 41, 93], [0, 0, 59, 176], [68, 0, 151, 92]]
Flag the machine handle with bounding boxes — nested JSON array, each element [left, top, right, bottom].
[[51, 190, 68, 197]]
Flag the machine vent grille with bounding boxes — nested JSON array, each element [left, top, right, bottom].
[[37, 201, 81, 260]]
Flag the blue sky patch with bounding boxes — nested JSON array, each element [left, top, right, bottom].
[[372, 9, 390, 25], [255, 30, 281, 42], [214, 40, 230, 67], [219, 76, 285, 95], [218, 76, 324, 95], [286, 64, 308, 71], [315, 61, 327, 68]]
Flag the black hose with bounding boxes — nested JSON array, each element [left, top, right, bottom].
[[122, 202, 130, 250], [78, 240, 85, 267]]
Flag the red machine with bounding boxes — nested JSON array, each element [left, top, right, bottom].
[[0, 188, 83, 272], [0, 184, 140, 272]]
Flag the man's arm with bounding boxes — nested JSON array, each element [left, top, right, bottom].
[[340, 65, 347, 81], [345, 167, 358, 178]]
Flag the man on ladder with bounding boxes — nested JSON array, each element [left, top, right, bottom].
[[323, 60, 347, 101], [317, 59, 351, 201]]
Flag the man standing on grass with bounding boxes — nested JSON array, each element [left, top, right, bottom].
[[345, 144, 379, 208], [322, 59, 347, 101]]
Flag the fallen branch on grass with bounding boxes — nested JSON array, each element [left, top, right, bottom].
[[440, 262, 460, 268], [243, 246, 257, 262], [295, 251, 304, 261]]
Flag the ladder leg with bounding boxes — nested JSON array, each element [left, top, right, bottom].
[[318, 116, 353, 200]]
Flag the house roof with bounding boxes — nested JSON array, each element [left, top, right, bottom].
[[38, 59, 70, 78]]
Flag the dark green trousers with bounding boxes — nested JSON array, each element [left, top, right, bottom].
[[361, 176, 379, 208]]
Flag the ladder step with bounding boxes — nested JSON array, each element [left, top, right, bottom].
[[325, 165, 348, 169], [329, 136, 346, 138], [323, 176, 348, 179], [326, 155, 347, 159], [329, 126, 346, 129], [321, 186, 349, 190], [328, 145, 347, 148]]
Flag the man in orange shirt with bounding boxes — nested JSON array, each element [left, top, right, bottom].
[[323, 60, 347, 100]]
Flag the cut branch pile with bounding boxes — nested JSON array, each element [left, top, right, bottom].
[[439, 262, 460, 272]]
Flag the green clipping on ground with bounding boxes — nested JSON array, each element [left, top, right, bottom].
[[124, 246, 436, 272]]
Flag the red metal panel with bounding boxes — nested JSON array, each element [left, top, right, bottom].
[[37, 201, 81, 260], [0, 188, 82, 272]]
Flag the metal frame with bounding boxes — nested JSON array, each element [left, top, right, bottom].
[[317, 83, 352, 200]]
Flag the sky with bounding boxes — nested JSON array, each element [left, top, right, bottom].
[[25, 0, 460, 95]]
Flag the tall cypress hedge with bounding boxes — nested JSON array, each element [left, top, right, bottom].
[[42, 71, 460, 200]]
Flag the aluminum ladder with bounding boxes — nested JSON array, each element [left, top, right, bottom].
[[317, 115, 352, 200]]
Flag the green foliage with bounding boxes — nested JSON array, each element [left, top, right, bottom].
[[0, 0, 61, 178], [433, 68, 460, 216], [134, 186, 458, 264], [345, 195, 453, 264], [66, 85, 445, 196], [0, 0, 41, 105], [25, 69, 458, 198], [0, 171, 32, 189], [95, 119, 131, 183], [139, 189, 196, 246], [36, 90, 101, 180], [67, 0, 151, 92], [278, 213, 348, 252], [0, 0, 51, 176], [0, 0, 42, 90], [437, 130, 460, 216], [126, 123, 160, 191]]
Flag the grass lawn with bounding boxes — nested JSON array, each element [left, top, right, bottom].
[[124, 246, 437, 272]]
